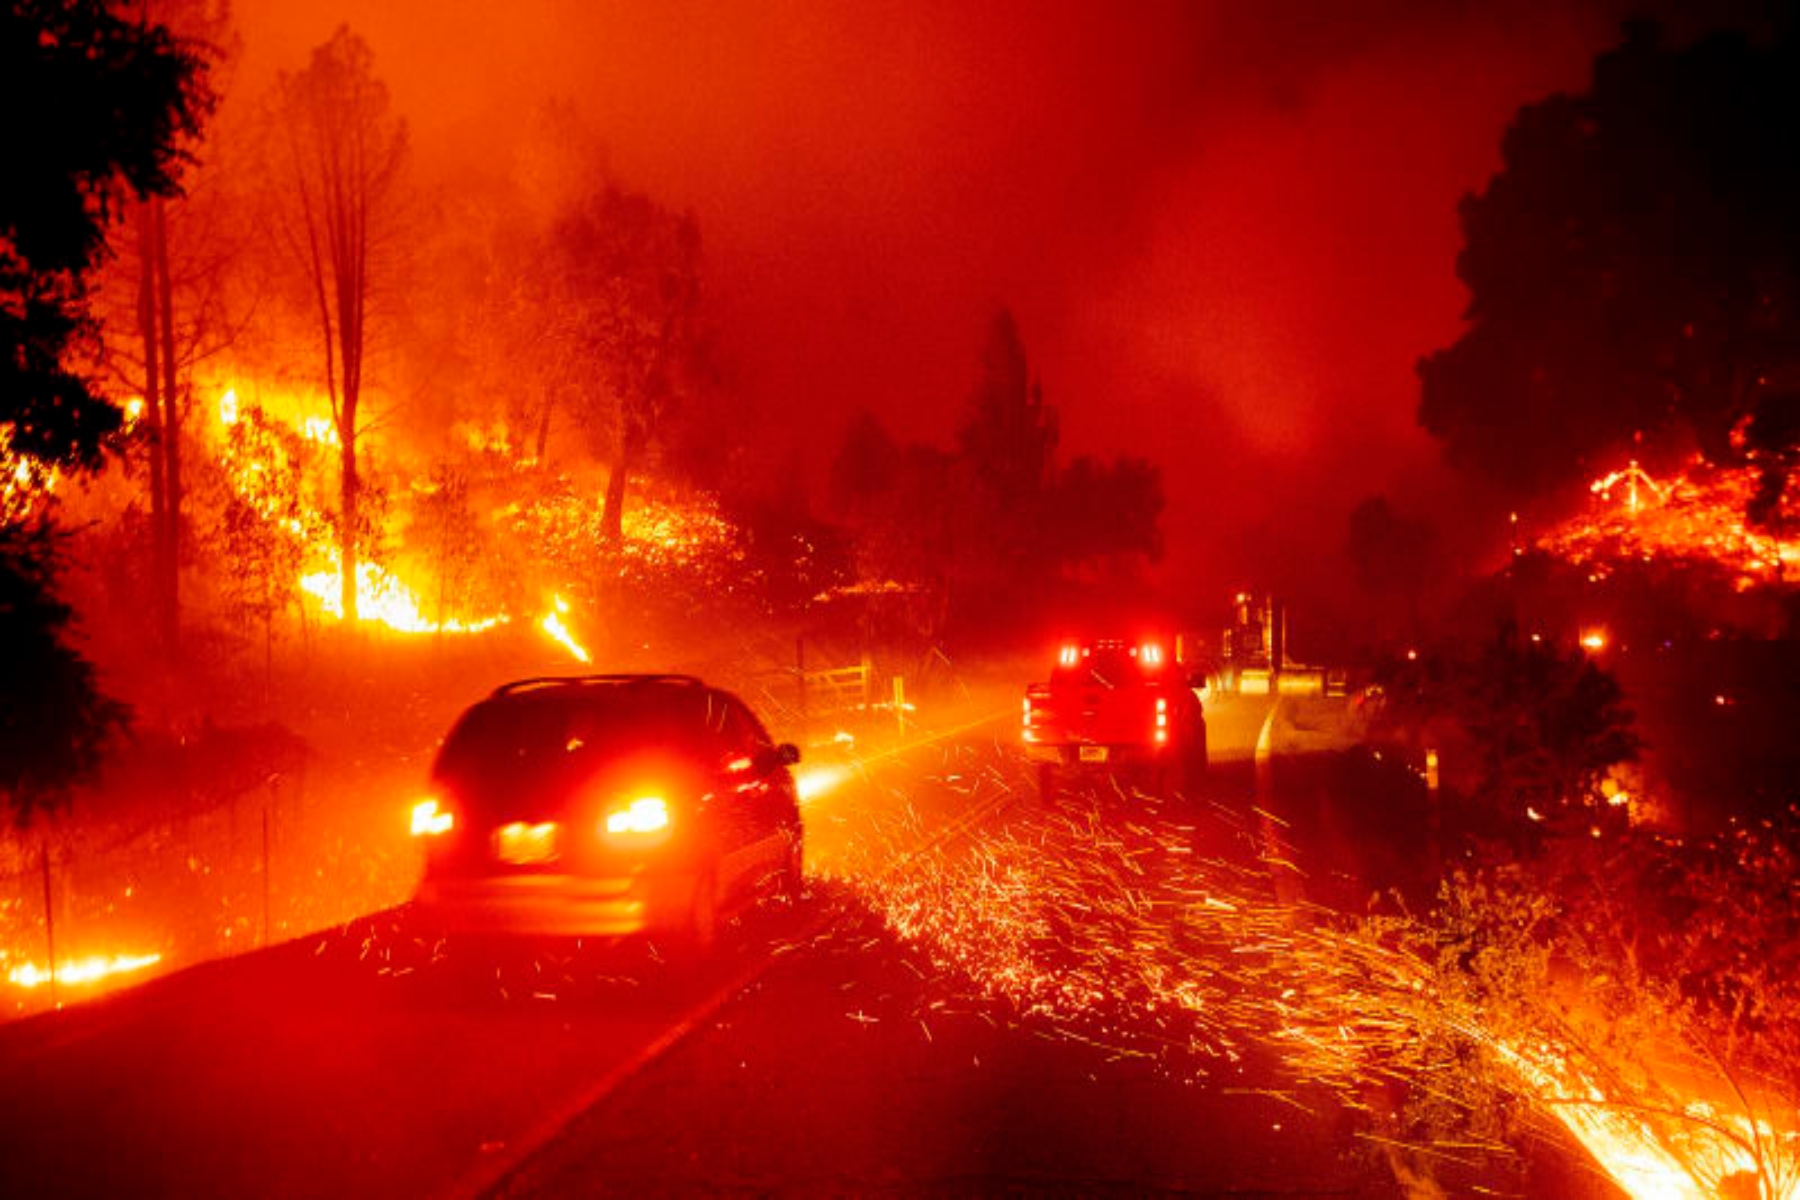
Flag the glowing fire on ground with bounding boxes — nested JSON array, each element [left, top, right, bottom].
[[213, 386, 605, 657], [7, 953, 163, 990], [299, 556, 508, 636], [1539, 456, 1798, 589], [1495, 1040, 1798, 1200]]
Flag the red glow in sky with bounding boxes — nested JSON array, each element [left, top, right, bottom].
[[234, 0, 1635, 599]]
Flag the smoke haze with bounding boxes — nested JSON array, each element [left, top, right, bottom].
[[234, 0, 1649, 604]]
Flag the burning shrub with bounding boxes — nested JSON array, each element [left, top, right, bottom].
[[1393, 825, 1800, 1198]]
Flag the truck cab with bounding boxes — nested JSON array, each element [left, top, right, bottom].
[[1022, 637, 1207, 800]]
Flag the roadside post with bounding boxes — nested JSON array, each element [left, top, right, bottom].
[[40, 841, 56, 1010]]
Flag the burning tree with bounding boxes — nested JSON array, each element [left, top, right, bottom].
[[268, 25, 407, 624], [206, 402, 309, 672], [407, 463, 484, 633]]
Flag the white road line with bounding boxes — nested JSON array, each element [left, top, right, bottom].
[[1254, 700, 1279, 802]]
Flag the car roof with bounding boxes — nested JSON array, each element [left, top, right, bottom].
[[486, 673, 710, 700]]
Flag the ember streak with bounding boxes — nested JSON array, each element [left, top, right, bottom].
[[835, 745, 1798, 1198]]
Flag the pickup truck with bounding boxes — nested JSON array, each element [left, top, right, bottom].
[[1021, 637, 1207, 800]]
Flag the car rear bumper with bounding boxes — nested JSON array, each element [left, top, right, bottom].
[[1023, 743, 1175, 766], [414, 870, 693, 937]]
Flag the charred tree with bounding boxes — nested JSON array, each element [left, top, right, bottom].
[[272, 25, 406, 623], [550, 185, 701, 544]]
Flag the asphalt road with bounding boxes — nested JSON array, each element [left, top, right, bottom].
[[0, 693, 1421, 1198]]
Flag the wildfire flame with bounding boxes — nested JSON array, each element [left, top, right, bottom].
[[1495, 1040, 1798, 1200], [1540, 456, 1798, 589], [299, 556, 508, 636], [7, 953, 163, 990], [211, 385, 621, 661], [537, 594, 591, 663], [0, 426, 58, 523]]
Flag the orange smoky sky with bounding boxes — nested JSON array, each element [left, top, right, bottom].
[[234, 0, 1650, 602]]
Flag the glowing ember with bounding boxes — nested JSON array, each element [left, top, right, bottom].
[[1590, 459, 1665, 513], [538, 594, 590, 663], [7, 953, 163, 990]]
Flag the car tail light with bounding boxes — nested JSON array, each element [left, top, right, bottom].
[[604, 795, 671, 837], [411, 797, 454, 837]]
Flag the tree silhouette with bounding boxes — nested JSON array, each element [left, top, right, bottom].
[[1, 0, 207, 470], [270, 25, 407, 623], [549, 184, 703, 544], [828, 311, 1165, 637], [106, 0, 235, 660], [0, 0, 205, 822], [1419, 20, 1800, 514], [0, 525, 130, 824]]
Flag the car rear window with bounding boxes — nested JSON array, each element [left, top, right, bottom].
[[434, 688, 707, 815], [1051, 648, 1152, 688]]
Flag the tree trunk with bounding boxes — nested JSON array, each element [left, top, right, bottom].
[[339, 429, 358, 623], [136, 203, 171, 652], [535, 387, 553, 464], [599, 424, 639, 544], [153, 197, 181, 655]]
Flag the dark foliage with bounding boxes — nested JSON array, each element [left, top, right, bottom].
[[0, 1, 205, 821], [0, 523, 129, 823], [1418, 20, 1800, 507], [1374, 621, 1639, 830], [827, 310, 1165, 644], [1047, 455, 1164, 564], [1, 0, 208, 468]]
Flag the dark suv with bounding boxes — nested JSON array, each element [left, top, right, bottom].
[[411, 675, 803, 951]]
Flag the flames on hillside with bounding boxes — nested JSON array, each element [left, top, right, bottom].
[[1536, 456, 1799, 589]]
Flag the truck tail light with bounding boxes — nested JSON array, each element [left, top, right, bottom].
[[1057, 643, 1080, 667], [1141, 642, 1165, 667], [1022, 695, 1037, 742], [1154, 697, 1169, 744]]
